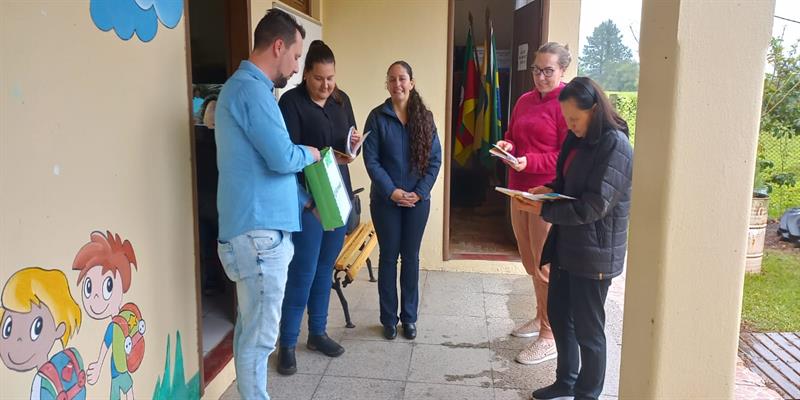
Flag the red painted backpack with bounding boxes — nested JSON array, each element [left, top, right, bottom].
[[110, 302, 146, 373]]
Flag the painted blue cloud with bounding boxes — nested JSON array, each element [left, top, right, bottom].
[[90, 0, 183, 42]]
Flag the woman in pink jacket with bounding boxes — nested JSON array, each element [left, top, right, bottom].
[[495, 42, 571, 365]]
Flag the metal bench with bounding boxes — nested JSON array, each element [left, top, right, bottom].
[[332, 221, 378, 328]]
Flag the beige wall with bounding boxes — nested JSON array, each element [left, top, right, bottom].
[[1, 2, 199, 399], [544, 0, 580, 79], [619, 0, 774, 397], [323, 0, 449, 269]]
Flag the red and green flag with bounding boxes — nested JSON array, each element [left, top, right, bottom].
[[453, 22, 481, 166]]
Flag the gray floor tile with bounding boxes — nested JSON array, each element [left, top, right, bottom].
[[425, 270, 484, 293], [420, 289, 485, 318], [311, 376, 405, 400], [268, 344, 333, 376], [220, 271, 626, 400], [487, 318, 537, 351], [493, 387, 533, 400], [490, 347, 555, 390], [482, 274, 534, 296], [326, 339, 413, 381], [220, 374, 322, 400], [407, 343, 494, 387], [414, 315, 490, 347], [403, 382, 494, 399], [484, 293, 536, 320]]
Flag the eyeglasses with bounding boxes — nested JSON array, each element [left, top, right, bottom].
[[530, 66, 557, 78]]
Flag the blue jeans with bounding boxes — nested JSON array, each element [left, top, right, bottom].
[[279, 209, 346, 347], [217, 230, 294, 400], [370, 199, 431, 326]]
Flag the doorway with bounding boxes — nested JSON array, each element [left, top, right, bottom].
[[186, 0, 250, 391], [447, 0, 544, 260]]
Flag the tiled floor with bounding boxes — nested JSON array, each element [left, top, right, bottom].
[[220, 270, 625, 400]]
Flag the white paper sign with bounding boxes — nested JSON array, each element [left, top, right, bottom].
[[517, 43, 529, 71]]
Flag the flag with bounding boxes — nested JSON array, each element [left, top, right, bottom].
[[453, 21, 481, 166], [477, 18, 503, 168]]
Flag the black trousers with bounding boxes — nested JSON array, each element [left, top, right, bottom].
[[548, 266, 612, 400], [371, 199, 431, 326]]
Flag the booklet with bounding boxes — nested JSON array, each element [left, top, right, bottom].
[[495, 186, 575, 201], [489, 143, 519, 166], [343, 126, 371, 158]]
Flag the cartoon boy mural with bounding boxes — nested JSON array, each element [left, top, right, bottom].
[[0, 267, 84, 400], [72, 231, 143, 400]]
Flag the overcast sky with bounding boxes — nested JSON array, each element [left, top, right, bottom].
[[579, 0, 800, 60]]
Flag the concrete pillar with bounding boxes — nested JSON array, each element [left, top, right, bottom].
[[619, 0, 774, 398]]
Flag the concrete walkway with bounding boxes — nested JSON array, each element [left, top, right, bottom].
[[221, 270, 624, 400]]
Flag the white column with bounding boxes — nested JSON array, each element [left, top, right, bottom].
[[619, 0, 775, 398]]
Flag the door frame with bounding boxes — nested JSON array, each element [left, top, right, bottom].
[[443, 0, 549, 261], [186, 0, 252, 394]]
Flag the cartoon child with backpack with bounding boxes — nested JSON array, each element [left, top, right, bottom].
[[72, 231, 145, 400], [0, 267, 86, 400]]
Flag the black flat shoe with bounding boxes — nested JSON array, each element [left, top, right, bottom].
[[276, 347, 296, 376], [402, 323, 417, 340], [383, 324, 397, 340], [531, 382, 575, 400], [307, 334, 345, 357]]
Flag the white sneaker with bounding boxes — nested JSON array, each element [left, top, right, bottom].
[[515, 338, 557, 365], [511, 319, 540, 338]]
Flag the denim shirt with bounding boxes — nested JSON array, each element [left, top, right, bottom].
[[215, 61, 315, 240], [363, 99, 442, 204]]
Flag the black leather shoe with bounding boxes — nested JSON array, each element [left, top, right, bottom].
[[402, 323, 417, 340], [307, 334, 345, 357], [531, 382, 575, 400], [276, 347, 296, 376], [383, 324, 397, 340]]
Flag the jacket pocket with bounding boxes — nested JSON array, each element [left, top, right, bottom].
[[594, 220, 606, 248]]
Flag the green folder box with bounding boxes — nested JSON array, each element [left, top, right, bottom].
[[303, 148, 352, 230]]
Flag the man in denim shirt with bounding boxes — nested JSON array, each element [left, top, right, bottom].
[[214, 9, 320, 400]]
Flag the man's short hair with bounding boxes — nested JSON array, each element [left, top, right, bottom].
[[253, 8, 306, 51]]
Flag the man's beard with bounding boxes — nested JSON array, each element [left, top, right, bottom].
[[273, 74, 289, 89]]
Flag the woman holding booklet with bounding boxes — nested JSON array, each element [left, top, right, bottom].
[[276, 40, 361, 375], [516, 77, 633, 400], [363, 61, 442, 341], [494, 42, 572, 365]]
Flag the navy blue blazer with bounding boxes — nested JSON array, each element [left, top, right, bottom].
[[363, 99, 442, 205]]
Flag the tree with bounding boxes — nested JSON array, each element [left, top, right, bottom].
[[579, 20, 639, 91], [756, 37, 800, 198]]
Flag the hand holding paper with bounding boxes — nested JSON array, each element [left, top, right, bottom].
[[489, 143, 520, 167], [495, 187, 575, 201], [345, 126, 371, 158]]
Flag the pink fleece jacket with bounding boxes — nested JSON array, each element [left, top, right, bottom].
[[504, 82, 568, 190]]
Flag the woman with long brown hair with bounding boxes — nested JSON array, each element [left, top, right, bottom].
[[363, 61, 442, 340]]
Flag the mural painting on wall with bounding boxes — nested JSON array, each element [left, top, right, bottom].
[[72, 231, 145, 400], [1, 230, 199, 399], [152, 331, 200, 400], [1, 267, 87, 400], [89, 0, 184, 42]]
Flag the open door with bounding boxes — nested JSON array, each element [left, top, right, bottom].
[[187, 0, 250, 393], [511, 0, 544, 108], [447, 0, 544, 261]]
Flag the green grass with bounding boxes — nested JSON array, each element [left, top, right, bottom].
[[741, 250, 800, 332]]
